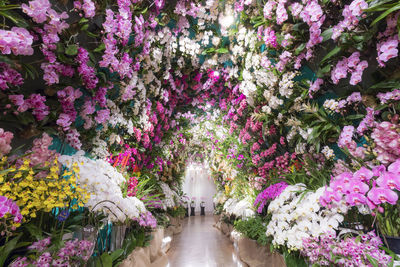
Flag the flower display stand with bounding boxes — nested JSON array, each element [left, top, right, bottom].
[[200, 206, 205, 215], [120, 228, 168, 267], [190, 207, 195, 216], [237, 237, 286, 267]]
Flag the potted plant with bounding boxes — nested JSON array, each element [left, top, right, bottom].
[[376, 203, 400, 254]]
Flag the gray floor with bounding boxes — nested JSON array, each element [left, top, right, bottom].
[[167, 215, 246, 267]]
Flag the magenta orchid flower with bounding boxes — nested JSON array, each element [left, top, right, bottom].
[[345, 193, 367, 206], [320, 190, 342, 206], [346, 180, 369, 194], [376, 172, 400, 191], [353, 167, 373, 182], [388, 159, 400, 174], [367, 187, 398, 205]]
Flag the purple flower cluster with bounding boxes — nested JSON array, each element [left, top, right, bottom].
[[73, 0, 96, 18], [99, 2, 134, 79], [12, 238, 94, 267], [0, 63, 24, 90], [331, 52, 368, 85], [9, 94, 49, 121], [76, 47, 98, 90], [0, 27, 34, 56], [56, 86, 82, 131], [136, 211, 157, 228], [0, 196, 23, 225], [254, 182, 288, 213], [301, 231, 391, 266], [309, 78, 323, 98]]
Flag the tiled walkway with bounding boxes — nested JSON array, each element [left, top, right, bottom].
[[167, 215, 246, 267]]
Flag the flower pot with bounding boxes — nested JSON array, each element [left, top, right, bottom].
[[190, 207, 195, 216], [385, 236, 400, 254], [110, 225, 127, 251], [200, 206, 205, 216]]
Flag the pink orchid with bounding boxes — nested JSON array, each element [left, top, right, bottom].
[[376, 172, 400, 191], [345, 192, 367, 206], [367, 187, 398, 205], [388, 159, 400, 174], [353, 167, 373, 182], [346, 180, 369, 194]]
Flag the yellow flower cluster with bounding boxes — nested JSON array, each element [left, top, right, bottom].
[[0, 157, 90, 222]]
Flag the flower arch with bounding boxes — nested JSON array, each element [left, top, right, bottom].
[[0, 0, 400, 265]]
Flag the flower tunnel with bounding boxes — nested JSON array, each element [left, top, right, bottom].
[[0, 0, 400, 266]]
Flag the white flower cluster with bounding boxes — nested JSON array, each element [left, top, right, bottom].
[[266, 184, 346, 250], [223, 197, 255, 219], [160, 182, 179, 209], [59, 151, 147, 223], [107, 100, 134, 134], [321, 146, 335, 159]]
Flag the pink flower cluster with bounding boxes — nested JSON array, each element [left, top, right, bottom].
[[73, 0, 96, 18], [337, 125, 366, 158], [377, 88, 400, 104], [321, 160, 400, 211], [331, 52, 368, 85], [356, 107, 378, 135], [0, 128, 13, 157], [0, 63, 24, 90], [0, 27, 34, 56], [377, 13, 399, 67], [331, 0, 368, 40], [127, 176, 139, 197], [136, 211, 157, 228], [0, 196, 23, 224], [371, 121, 400, 164], [24, 133, 59, 167], [9, 94, 49, 121], [309, 78, 323, 98], [301, 231, 391, 266], [12, 237, 94, 267]]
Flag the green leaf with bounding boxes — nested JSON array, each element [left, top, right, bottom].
[[321, 28, 333, 42], [94, 43, 106, 53], [366, 254, 379, 267], [80, 24, 89, 31], [65, 45, 78, 56], [0, 234, 22, 266], [371, 4, 400, 26], [346, 114, 365, 120], [216, 48, 229, 54], [321, 46, 341, 64], [0, 4, 20, 11], [295, 43, 306, 55], [79, 18, 89, 24], [110, 249, 124, 261]]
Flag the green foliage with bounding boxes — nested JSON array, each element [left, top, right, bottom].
[[234, 217, 271, 246], [280, 156, 332, 190], [167, 206, 186, 218], [283, 251, 308, 267], [376, 203, 400, 237]]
